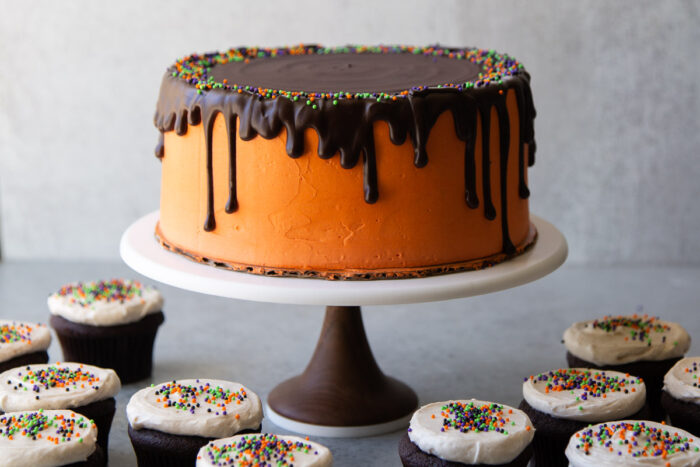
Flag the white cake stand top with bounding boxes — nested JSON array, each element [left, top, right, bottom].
[[120, 211, 567, 306]]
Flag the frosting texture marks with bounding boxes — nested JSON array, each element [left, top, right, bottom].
[[0, 409, 97, 467], [563, 315, 691, 365], [0, 363, 121, 411], [566, 420, 700, 467], [48, 279, 163, 326], [408, 399, 534, 464], [196, 433, 332, 467], [664, 357, 700, 405], [127, 379, 262, 438], [0, 320, 51, 363], [523, 368, 646, 422]]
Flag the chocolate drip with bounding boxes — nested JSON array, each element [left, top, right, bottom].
[[515, 87, 530, 199], [225, 115, 238, 213], [362, 130, 379, 204], [495, 99, 514, 254], [154, 53, 536, 256], [155, 133, 164, 159], [478, 105, 497, 221], [203, 113, 217, 231], [521, 80, 537, 167]]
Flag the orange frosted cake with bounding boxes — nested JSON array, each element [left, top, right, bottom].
[[154, 45, 537, 280]]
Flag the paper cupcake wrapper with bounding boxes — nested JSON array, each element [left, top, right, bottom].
[[50, 311, 164, 384], [662, 391, 700, 437]]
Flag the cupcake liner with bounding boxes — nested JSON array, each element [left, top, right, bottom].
[[128, 424, 262, 467], [566, 351, 680, 421], [531, 431, 568, 467], [0, 350, 49, 373], [50, 311, 164, 384], [661, 390, 700, 436], [398, 433, 533, 466], [73, 397, 116, 463]]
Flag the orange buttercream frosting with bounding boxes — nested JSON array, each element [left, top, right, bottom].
[[154, 45, 537, 279]]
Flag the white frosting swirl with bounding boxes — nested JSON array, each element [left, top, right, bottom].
[[47, 279, 163, 326], [196, 434, 332, 467], [664, 357, 700, 405], [0, 362, 121, 411], [563, 316, 690, 365], [408, 399, 534, 465], [0, 409, 97, 467], [127, 379, 263, 438], [0, 320, 51, 363], [523, 368, 646, 422], [565, 420, 700, 467]]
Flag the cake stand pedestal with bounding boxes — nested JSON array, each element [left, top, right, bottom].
[[120, 212, 567, 437]]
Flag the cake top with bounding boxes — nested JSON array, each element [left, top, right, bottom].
[[126, 378, 263, 438], [563, 315, 691, 365], [522, 368, 646, 422], [48, 279, 163, 326], [0, 409, 97, 467], [408, 399, 534, 464], [0, 362, 121, 412], [196, 433, 332, 467], [170, 45, 523, 99], [565, 420, 700, 467], [0, 320, 51, 363], [664, 357, 700, 406]]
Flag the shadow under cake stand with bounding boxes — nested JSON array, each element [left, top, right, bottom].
[[120, 211, 567, 437]]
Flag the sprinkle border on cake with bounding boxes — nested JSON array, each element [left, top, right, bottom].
[[169, 45, 526, 101]]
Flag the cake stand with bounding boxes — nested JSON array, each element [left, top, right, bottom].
[[120, 211, 567, 437]]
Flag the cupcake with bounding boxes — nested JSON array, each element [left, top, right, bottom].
[[0, 320, 51, 373], [196, 433, 333, 466], [48, 279, 165, 383], [398, 400, 535, 466], [563, 314, 690, 420], [0, 362, 121, 460], [519, 368, 648, 466], [662, 357, 700, 436], [565, 420, 700, 466], [127, 378, 263, 467], [0, 409, 104, 467]]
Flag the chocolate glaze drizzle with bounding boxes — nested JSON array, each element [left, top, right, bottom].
[[154, 47, 536, 255]]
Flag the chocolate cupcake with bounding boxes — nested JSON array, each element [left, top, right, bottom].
[[48, 279, 164, 383], [399, 400, 534, 466], [519, 368, 648, 467], [0, 409, 105, 467], [0, 362, 121, 460], [662, 357, 700, 436], [0, 320, 51, 373], [563, 314, 690, 420], [196, 433, 333, 466], [127, 378, 263, 467], [565, 420, 700, 466]]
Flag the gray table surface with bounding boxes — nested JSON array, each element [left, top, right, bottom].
[[1, 261, 698, 466]]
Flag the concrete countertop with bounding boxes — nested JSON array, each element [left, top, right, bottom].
[[1, 261, 698, 466]]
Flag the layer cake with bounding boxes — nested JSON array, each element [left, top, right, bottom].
[[154, 45, 537, 279]]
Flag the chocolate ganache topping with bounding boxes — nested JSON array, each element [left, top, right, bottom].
[[154, 45, 536, 254]]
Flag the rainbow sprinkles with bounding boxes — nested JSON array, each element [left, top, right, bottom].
[[169, 44, 526, 101]]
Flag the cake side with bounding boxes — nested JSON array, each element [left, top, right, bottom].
[[155, 45, 536, 279]]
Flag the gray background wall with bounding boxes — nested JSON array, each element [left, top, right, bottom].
[[1, 0, 698, 264]]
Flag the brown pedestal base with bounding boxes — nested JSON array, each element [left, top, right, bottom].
[[267, 306, 418, 435]]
